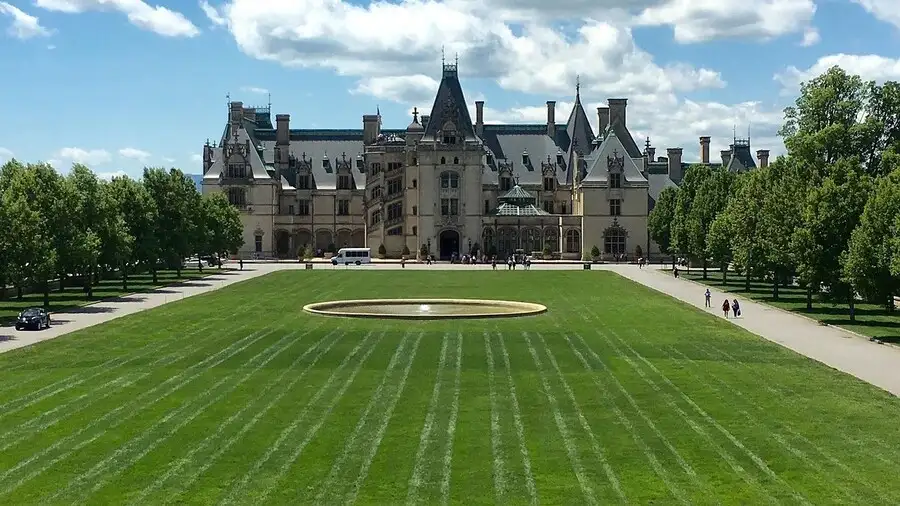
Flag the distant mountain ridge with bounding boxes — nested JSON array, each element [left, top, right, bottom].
[[188, 174, 202, 193]]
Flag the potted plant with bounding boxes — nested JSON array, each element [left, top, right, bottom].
[[325, 243, 336, 259], [419, 244, 428, 260], [378, 243, 387, 259], [401, 244, 411, 260], [590, 245, 601, 263], [542, 245, 552, 260], [634, 245, 643, 261]]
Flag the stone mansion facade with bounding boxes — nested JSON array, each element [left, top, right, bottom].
[[202, 62, 771, 260]]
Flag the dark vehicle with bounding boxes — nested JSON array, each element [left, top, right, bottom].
[[15, 308, 51, 331]]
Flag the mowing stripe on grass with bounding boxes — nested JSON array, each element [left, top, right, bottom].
[[536, 332, 628, 503], [522, 331, 597, 505], [0, 339, 207, 454], [483, 330, 507, 503], [131, 325, 346, 505], [407, 330, 451, 505], [342, 331, 424, 506], [564, 333, 708, 503], [0, 321, 299, 497], [607, 327, 811, 505], [314, 330, 419, 504], [495, 330, 538, 505], [589, 330, 778, 505], [223, 328, 384, 505], [678, 342, 894, 503], [46, 322, 315, 503], [438, 331, 462, 506], [663, 344, 859, 503]]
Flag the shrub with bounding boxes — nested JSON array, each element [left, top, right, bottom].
[[635, 245, 643, 258], [543, 245, 552, 258], [326, 243, 337, 254], [303, 246, 314, 259], [402, 245, 411, 256], [420, 244, 428, 256], [378, 243, 387, 257], [590, 245, 600, 258]]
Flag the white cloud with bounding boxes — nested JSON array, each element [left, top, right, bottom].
[[851, 0, 900, 30], [634, 0, 815, 43], [775, 54, 900, 92], [95, 170, 129, 180], [800, 28, 820, 47], [55, 147, 112, 166], [35, 0, 199, 37], [0, 2, 52, 39], [190, 153, 203, 163], [240, 86, 269, 95], [353, 75, 440, 104], [0, 147, 13, 162], [118, 147, 151, 161], [199, 0, 226, 26], [163, 157, 176, 163]]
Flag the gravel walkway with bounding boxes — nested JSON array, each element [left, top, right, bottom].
[[608, 264, 900, 397]]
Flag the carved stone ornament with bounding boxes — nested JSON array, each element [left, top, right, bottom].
[[607, 150, 625, 172], [442, 95, 458, 121]]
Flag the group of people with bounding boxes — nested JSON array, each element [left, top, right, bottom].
[[704, 289, 741, 318]]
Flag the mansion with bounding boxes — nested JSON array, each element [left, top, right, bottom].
[[201, 62, 771, 260]]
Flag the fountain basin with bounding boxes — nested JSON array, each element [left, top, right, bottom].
[[302, 298, 546, 320]]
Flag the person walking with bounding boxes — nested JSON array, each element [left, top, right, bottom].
[[705, 289, 711, 308], [673, 266, 679, 279], [732, 299, 741, 317], [722, 298, 731, 318]]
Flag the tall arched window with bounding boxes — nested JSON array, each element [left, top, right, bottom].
[[482, 228, 494, 253], [522, 228, 538, 253], [544, 228, 558, 252], [440, 171, 460, 189], [565, 229, 580, 253], [604, 226, 627, 255]]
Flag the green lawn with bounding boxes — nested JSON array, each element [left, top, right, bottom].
[[0, 270, 898, 505], [0, 269, 211, 324], [681, 270, 900, 343]]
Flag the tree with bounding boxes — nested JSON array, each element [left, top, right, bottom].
[[648, 186, 677, 263], [724, 167, 769, 291], [144, 168, 200, 279], [791, 159, 871, 314], [199, 192, 244, 266], [671, 164, 712, 261], [108, 175, 157, 290], [67, 164, 105, 297], [687, 168, 733, 279], [705, 213, 732, 285], [843, 168, 900, 311]]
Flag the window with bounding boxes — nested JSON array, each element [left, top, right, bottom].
[[453, 157, 459, 164], [412, 226, 418, 235], [387, 227, 403, 236], [440, 157, 446, 164], [388, 162, 403, 172], [440, 171, 459, 189], [254, 235, 263, 253], [412, 206, 417, 215], [484, 199, 490, 214], [543, 200, 554, 213], [610, 172, 621, 188], [227, 187, 246, 208], [443, 134, 456, 144], [556, 153, 564, 165], [387, 202, 403, 220], [337, 199, 350, 215], [227, 163, 247, 178], [441, 198, 459, 216], [338, 175, 351, 190], [543, 177, 555, 191], [288, 204, 294, 215], [298, 199, 310, 215], [565, 229, 580, 253], [486, 154, 494, 165], [371, 186, 382, 199], [412, 157, 417, 165], [522, 152, 530, 166], [371, 210, 382, 225], [322, 158, 330, 169], [561, 202, 567, 214], [298, 174, 311, 189], [356, 157, 365, 171], [387, 177, 403, 196], [500, 177, 512, 191], [609, 199, 621, 216], [412, 179, 417, 188], [370, 163, 382, 175], [544, 228, 558, 252], [604, 227, 627, 255]]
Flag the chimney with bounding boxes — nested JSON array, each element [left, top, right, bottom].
[[608, 98, 627, 127], [475, 101, 484, 136], [546, 101, 556, 137], [667, 147, 683, 183], [362, 114, 380, 145], [757, 149, 770, 168], [597, 107, 609, 134], [229, 101, 243, 128], [276, 114, 290, 145], [647, 147, 656, 162], [699, 136, 710, 164], [721, 149, 732, 166]]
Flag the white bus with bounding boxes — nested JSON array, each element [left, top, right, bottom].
[[331, 247, 372, 266]]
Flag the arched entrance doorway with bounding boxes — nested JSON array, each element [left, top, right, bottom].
[[439, 230, 460, 260], [275, 230, 290, 258]]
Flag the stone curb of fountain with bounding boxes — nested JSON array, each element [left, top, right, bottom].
[[652, 269, 900, 351]]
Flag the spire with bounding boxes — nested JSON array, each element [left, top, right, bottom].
[[412, 107, 419, 122], [575, 74, 581, 102], [377, 105, 382, 127]]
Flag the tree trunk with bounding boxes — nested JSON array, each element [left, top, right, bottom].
[[745, 269, 750, 292], [93, 268, 100, 285], [849, 295, 856, 322], [87, 265, 94, 299], [702, 258, 708, 280], [806, 287, 812, 310], [152, 265, 158, 284], [122, 262, 128, 291], [772, 272, 779, 300], [0, 275, 6, 300], [722, 268, 728, 286], [216, 252, 222, 269], [58, 274, 65, 292], [16, 285, 22, 300], [43, 281, 50, 309]]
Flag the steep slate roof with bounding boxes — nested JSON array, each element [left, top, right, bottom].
[[582, 130, 648, 186], [423, 63, 476, 141], [725, 140, 757, 172]]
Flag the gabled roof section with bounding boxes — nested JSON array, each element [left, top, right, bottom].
[[582, 130, 648, 186], [565, 88, 595, 158], [726, 140, 757, 172], [423, 63, 476, 140]]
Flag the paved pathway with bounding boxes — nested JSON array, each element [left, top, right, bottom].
[[0, 265, 280, 354], [608, 264, 900, 397]]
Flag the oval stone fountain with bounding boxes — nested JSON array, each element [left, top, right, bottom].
[[302, 298, 546, 320]]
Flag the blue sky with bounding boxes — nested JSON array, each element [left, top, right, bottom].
[[1, 0, 898, 178]]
